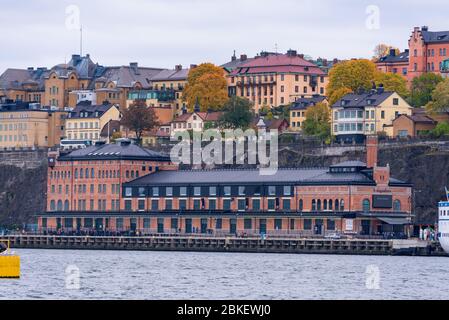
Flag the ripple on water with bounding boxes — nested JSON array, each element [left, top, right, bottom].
[[1, 249, 449, 300]]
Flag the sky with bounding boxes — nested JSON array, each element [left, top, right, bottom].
[[0, 0, 448, 73]]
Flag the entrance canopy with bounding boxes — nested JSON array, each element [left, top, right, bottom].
[[378, 217, 411, 225]]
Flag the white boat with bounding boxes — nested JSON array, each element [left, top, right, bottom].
[[438, 200, 449, 254]]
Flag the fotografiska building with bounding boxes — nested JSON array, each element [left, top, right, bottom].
[[40, 137, 412, 236]]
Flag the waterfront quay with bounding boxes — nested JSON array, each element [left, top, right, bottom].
[[3, 235, 446, 257]]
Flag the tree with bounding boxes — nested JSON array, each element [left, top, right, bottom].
[[373, 44, 400, 60], [327, 59, 377, 101], [410, 73, 444, 107], [426, 78, 449, 113], [431, 121, 449, 138], [374, 72, 409, 98], [303, 102, 331, 141], [218, 96, 254, 130], [120, 100, 159, 145], [329, 87, 353, 106], [183, 63, 229, 112]]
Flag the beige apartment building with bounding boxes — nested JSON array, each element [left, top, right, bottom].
[[65, 102, 120, 142], [331, 88, 413, 143], [0, 105, 67, 148], [226, 50, 328, 113]]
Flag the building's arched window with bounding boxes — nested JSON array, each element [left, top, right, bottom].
[[393, 200, 401, 211], [312, 199, 316, 211], [57, 200, 63, 211], [106, 171, 109, 178], [299, 199, 303, 212], [329, 199, 333, 211], [64, 200, 69, 211], [85, 169, 89, 179], [80, 168, 84, 179], [340, 199, 345, 211], [335, 199, 339, 211], [317, 199, 322, 211], [74, 169, 78, 179], [323, 199, 328, 210], [91, 168, 95, 178], [50, 200, 56, 211]]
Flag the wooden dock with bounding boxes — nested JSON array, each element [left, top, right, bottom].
[[2, 235, 447, 256]]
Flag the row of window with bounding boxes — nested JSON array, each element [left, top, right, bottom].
[[49, 199, 120, 211], [124, 185, 293, 198], [50, 183, 121, 195], [231, 75, 326, 84], [43, 217, 337, 232], [0, 134, 29, 142], [50, 166, 158, 180], [67, 132, 99, 140], [67, 122, 100, 129], [0, 123, 28, 131]]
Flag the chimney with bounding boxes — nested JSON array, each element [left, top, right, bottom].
[[414, 26, 420, 32], [240, 54, 247, 61], [231, 50, 237, 61], [130, 62, 139, 74], [389, 49, 396, 57], [377, 84, 384, 94], [366, 135, 378, 168], [287, 49, 297, 57], [27, 67, 34, 72], [298, 54, 305, 59], [422, 26, 429, 32], [175, 64, 182, 71]]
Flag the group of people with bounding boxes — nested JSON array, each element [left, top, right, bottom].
[[420, 227, 437, 241]]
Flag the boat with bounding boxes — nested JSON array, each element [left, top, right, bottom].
[[438, 189, 449, 255], [0, 240, 20, 278]]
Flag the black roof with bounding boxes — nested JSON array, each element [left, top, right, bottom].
[[124, 162, 409, 187], [421, 30, 449, 44], [377, 50, 409, 64], [68, 101, 116, 119], [331, 90, 394, 109], [291, 95, 326, 110], [58, 141, 171, 161]]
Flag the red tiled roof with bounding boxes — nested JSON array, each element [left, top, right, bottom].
[[231, 54, 326, 76]]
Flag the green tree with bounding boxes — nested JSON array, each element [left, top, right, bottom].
[[426, 78, 449, 113], [410, 73, 444, 107], [183, 63, 228, 111], [303, 102, 331, 141], [431, 121, 449, 138], [327, 59, 377, 100], [219, 96, 254, 130], [120, 100, 159, 145], [374, 72, 409, 98]]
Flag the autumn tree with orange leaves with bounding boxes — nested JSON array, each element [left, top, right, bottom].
[[182, 63, 229, 112]]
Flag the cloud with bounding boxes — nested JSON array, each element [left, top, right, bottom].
[[0, 0, 448, 72]]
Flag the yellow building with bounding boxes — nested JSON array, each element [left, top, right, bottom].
[[331, 88, 413, 143], [226, 50, 328, 113], [289, 95, 328, 131], [65, 102, 121, 142], [0, 102, 67, 148]]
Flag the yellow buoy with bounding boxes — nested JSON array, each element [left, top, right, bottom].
[[0, 240, 20, 279]]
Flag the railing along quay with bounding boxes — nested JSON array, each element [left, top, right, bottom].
[[3, 235, 446, 256]]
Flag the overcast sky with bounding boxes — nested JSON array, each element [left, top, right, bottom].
[[0, 0, 448, 73]]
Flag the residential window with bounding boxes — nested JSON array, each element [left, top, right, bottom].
[[283, 199, 291, 211], [193, 199, 201, 210], [125, 187, 132, 197], [166, 187, 173, 197], [179, 199, 187, 210], [194, 186, 201, 196], [180, 186, 187, 197], [274, 219, 282, 230], [363, 199, 370, 213], [238, 186, 245, 196], [304, 219, 312, 230], [244, 219, 252, 230], [152, 187, 159, 197], [124, 200, 132, 211], [252, 199, 260, 211], [215, 218, 222, 229], [138, 187, 146, 197], [238, 199, 246, 211], [209, 199, 216, 210], [151, 199, 159, 211], [223, 199, 231, 210], [327, 219, 335, 231], [223, 186, 231, 196], [283, 186, 291, 196], [267, 199, 275, 210], [209, 186, 217, 196], [393, 98, 399, 105], [138, 199, 145, 211], [165, 199, 173, 210], [381, 111, 385, 119], [268, 186, 276, 196]]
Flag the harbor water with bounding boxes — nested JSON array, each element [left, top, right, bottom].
[[1, 249, 448, 300]]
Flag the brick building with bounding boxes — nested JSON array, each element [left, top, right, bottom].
[[408, 26, 449, 81], [41, 139, 177, 232], [376, 49, 409, 79], [119, 136, 411, 237]]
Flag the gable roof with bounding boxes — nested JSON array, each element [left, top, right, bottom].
[[331, 90, 395, 109], [377, 50, 409, 64], [421, 30, 449, 44], [58, 141, 170, 161], [291, 95, 327, 110], [151, 68, 189, 81], [230, 53, 326, 76], [68, 102, 117, 119]]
